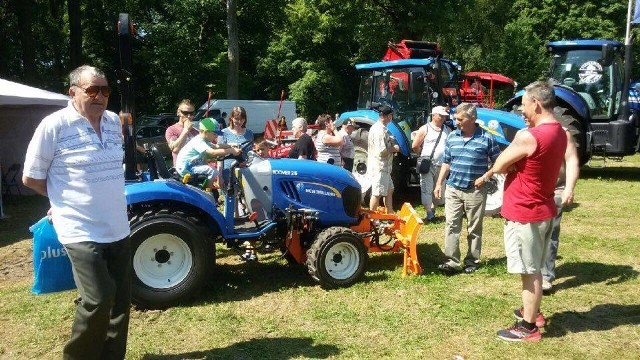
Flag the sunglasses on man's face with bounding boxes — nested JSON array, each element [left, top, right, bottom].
[[180, 109, 195, 116], [77, 85, 111, 98]]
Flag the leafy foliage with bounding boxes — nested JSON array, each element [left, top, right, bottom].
[[0, 0, 638, 117]]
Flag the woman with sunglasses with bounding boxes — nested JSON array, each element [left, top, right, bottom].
[[165, 99, 199, 166]]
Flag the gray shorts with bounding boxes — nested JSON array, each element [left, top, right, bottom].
[[504, 219, 553, 274]]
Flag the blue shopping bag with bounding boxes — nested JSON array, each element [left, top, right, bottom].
[[30, 216, 76, 294]]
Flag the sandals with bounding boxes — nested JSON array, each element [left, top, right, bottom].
[[437, 263, 461, 274]]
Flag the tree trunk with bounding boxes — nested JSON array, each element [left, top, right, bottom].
[[226, 0, 239, 99], [68, 0, 82, 70], [13, 0, 37, 83]]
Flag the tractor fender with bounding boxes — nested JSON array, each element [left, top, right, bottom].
[[336, 110, 411, 156], [125, 180, 227, 234], [505, 86, 590, 121]]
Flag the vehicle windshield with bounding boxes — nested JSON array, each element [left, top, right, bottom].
[[550, 49, 618, 118]]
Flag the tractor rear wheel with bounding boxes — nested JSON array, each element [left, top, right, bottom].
[[129, 208, 214, 309], [554, 106, 587, 166], [306, 227, 367, 289]]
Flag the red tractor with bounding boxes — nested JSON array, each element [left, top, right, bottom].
[[460, 71, 517, 109]]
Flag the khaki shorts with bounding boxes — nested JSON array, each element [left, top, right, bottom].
[[371, 172, 394, 196], [504, 219, 553, 274]]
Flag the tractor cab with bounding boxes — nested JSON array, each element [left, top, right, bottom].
[[354, 59, 461, 141], [548, 40, 625, 121]]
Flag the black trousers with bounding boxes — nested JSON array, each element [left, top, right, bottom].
[[63, 237, 131, 360], [342, 157, 354, 172]]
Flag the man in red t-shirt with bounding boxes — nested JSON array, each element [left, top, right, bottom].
[[165, 99, 199, 166], [485, 81, 567, 342]]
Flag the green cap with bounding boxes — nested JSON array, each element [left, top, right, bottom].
[[199, 117, 222, 134]]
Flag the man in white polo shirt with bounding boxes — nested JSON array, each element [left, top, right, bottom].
[[23, 65, 131, 359]]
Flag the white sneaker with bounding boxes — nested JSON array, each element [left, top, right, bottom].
[[542, 279, 553, 292]]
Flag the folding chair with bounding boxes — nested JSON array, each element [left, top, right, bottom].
[[2, 163, 22, 196]]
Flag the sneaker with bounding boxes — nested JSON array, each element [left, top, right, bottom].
[[426, 210, 436, 221], [513, 307, 546, 328], [542, 279, 553, 292], [497, 322, 541, 342], [240, 252, 258, 262]]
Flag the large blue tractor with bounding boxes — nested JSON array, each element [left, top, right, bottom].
[[335, 40, 523, 214], [504, 39, 640, 165]]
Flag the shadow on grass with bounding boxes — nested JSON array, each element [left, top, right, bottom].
[[545, 304, 640, 338], [580, 164, 640, 181], [0, 195, 49, 248], [554, 261, 639, 292], [198, 258, 315, 304], [140, 336, 340, 359]]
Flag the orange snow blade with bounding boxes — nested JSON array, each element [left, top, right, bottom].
[[395, 203, 423, 276]]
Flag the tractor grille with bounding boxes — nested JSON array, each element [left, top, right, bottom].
[[279, 181, 301, 202], [342, 185, 361, 218]]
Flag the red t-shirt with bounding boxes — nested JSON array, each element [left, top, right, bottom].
[[501, 122, 567, 223]]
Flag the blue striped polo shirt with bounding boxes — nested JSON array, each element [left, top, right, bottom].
[[442, 126, 501, 190]]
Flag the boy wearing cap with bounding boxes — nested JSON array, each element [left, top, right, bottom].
[[176, 117, 241, 190], [339, 118, 356, 172], [368, 105, 400, 213], [412, 106, 451, 221]]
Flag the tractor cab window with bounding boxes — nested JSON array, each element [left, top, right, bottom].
[[550, 49, 616, 118], [438, 61, 460, 106]]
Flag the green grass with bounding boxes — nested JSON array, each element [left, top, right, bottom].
[[2, 156, 640, 359]]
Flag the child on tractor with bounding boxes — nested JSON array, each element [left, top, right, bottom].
[[176, 117, 241, 191]]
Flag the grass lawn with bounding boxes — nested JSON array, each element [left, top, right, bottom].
[[1, 155, 639, 359]]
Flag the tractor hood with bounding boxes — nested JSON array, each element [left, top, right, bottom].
[[335, 110, 411, 156], [475, 108, 525, 147]]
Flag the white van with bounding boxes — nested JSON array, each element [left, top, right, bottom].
[[194, 100, 297, 137]]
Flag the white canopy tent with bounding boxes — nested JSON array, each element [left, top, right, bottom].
[[0, 78, 69, 217]]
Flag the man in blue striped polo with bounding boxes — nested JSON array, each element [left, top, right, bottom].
[[434, 102, 501, 274]]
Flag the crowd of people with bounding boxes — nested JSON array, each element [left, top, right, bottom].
[[22, 63, 579, 358]]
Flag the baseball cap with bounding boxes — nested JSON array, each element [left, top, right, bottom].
[[432, 106, 449, 116], [378, 105, 393, 116], [343, 119, 356, 127], [199, 117, 223, 135]]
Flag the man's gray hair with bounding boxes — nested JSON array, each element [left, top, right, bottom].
[[455, 102, 477, 119], [69, 65, 106, 86], [292, 117, 307, 131], [524, 80, 556, 109]]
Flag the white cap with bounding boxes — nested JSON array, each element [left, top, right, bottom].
[[432, 106, 449, 116]]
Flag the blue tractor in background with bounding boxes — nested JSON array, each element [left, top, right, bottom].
[[335, 40, 523, 214], [504, 39, 640, 165]]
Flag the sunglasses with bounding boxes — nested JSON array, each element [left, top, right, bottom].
[[180, 109, 195, 116], [76, 85, 111, 98]]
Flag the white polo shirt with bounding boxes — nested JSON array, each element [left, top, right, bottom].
[[23, 102, 130, 244]]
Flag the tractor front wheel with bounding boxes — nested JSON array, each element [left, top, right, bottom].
[[306, 227, 367, 289]]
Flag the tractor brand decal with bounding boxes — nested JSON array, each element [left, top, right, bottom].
[[476, 120, 504, 139], [273, 169, 298, 176], [299, 182, 342, 198], [578, 61, 603, 84]]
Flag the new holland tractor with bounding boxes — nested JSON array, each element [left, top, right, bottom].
[[504, 39, 640, 165], [117, 15, 422, 310], [335, 40, 523, 214]]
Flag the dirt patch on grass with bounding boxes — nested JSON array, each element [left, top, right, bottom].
[[0, 239, 33, 286]]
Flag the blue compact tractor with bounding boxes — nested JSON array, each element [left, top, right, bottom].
[[117, 15, 422, 310]]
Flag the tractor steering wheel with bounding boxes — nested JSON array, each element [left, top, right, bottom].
[[223, 140, 253, 163]]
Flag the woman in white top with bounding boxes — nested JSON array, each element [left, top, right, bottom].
[[314, 114, 344, 165], [411, 106, 451, 221]]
